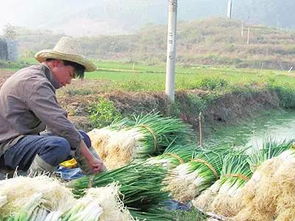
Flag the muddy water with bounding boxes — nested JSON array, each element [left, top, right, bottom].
[[205, 110, 295, 149]]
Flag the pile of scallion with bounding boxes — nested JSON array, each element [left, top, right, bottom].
[[0, 176, 74, 220], [61, 184, 133, 221], [224, 142, 295, 220], [164, 146, 227, 202], [0, 178, 134, 221], [208, 152, 252, 216], [88, 113, 194, 169], [119, 113, 194, 157], [146, 144, 195, 169], [68, 163, 170, 213], [247, 140, 293, 172]]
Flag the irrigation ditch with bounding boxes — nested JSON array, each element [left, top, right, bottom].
[[64, 87, 294, 147]]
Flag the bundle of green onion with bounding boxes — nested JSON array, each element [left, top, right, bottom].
[[247, 140, 293, 172], [208, 152, 252, 216], [62, 183, 134, 221], [0, 176, 73, 220], [4, 193, 47, 221], [69, 163, 169, 212], [62, 201, 103, 221], [228, 144, 295, 220], [113, 113, 194, 158], [219, 152, 252, 196], [146, 144, 195, 169], [0, 176, 136, 221], [277, 143, 295, 161], [164, 147, 227, 202], [89, 113, 194, 170]]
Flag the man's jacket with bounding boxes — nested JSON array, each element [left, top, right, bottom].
[[0, 64, 81, 155]]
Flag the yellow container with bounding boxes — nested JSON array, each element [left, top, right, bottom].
[[60, 158, 78, 168]]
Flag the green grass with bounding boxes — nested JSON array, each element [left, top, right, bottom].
[[4, 58, 295, 96], [95, 60, 165, 73], [3, 58, 295, 94], [84, 60, 295, 93]]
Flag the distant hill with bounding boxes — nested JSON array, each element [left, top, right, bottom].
[[1, 0, 294, 37], [13, 17, 295, 70]]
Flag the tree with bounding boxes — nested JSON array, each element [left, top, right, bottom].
[[3, 24, 17, 40]]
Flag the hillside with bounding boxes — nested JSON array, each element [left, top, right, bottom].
[[13, 17, 295, 70], [1, 0, 294, 36]]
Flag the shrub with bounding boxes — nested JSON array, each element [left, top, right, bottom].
[[269, 86, 295, 109], [117, 80, 145, 91], [88, 97, 122, 128], [199, 78, 229, 90], [66, 89, 93, 96]]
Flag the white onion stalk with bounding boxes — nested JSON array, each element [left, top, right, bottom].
[[208, 153, 252, 216], [192, 180, 222, 211], [146, 144, 195, 169], [30, 207, 49, 221], [146, 155, 183, 169], [278, 148, 295, 161], [63, 183, 133, 221], [88, 127, 144, 170], [44, 211, 62, 221], [0, 195, 7, 208], [63, 201, 103, 221], [164, 158, 219, 202], [247, 140, 293, 172], [11, 193, 43, 221]]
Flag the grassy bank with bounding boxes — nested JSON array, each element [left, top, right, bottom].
[[62, 60, 295, 133]]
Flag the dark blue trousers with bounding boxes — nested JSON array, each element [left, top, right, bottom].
[[1, 130, 91, 171]]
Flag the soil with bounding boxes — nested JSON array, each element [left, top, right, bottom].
[[0, 69, 281, 133]]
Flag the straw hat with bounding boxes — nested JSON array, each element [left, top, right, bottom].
[[35, 37, 96, 72]]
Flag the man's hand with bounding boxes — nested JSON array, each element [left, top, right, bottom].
[[86, 156, 106, 174], [75, 140, 107, 174]]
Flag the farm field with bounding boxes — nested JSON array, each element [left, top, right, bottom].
[[8, 58, 294, 96], [88, 60, 295, 93], [3, 58, 295, 93]]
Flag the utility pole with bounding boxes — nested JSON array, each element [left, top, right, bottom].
[[247, 27, 250, 45], [241, 22, 244, 37], [165, 0, 177, 103], [227, 0, 232, 18]]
